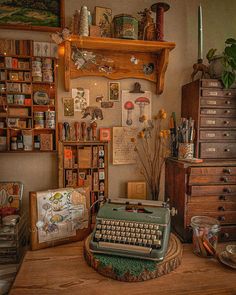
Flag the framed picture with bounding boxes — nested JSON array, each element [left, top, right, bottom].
[[0, 0, 64, 32], [30, 188, 90, 250], [108, 82, 120, 101], [94, 6, 112, 37], [0, 182, 23, 216], [63, 97, 74, 116], [99, 128, 111, 142]]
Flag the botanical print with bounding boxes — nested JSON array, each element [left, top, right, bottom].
[[0, 0, 62, 28], [121, 90, 152, 127], [108, 82, 120, 101], [95, 6, 112, 37], [72, 88, 89, 112], [0, 182, 23, 216], [36, 189, 88, 243]]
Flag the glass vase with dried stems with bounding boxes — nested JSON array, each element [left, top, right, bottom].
[[134, 109, 170, 200]]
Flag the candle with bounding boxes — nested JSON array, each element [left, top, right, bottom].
[[198, 5, 203, 61]]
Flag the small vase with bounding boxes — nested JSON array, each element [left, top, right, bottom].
[[208, 55, 224, 79]]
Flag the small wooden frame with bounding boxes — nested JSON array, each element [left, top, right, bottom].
[[30, 188, 90, 250]]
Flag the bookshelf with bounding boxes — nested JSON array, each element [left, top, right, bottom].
[[58, 141, 108, 215], [0, 39, 58, 152]]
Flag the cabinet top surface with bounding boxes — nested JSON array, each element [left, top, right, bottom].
[[167, 157, 236, 168]]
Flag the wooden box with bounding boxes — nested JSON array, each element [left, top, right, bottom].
[[40, 133, 53, 151], [127, 181, 147, 199], [8, 108, 28, 117]]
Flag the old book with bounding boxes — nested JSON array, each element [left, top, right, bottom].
[[40, 133, 53, 151], [78, 147, 92, 168]]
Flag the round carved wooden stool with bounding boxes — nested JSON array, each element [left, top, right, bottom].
[[84, 233, 183, 282]]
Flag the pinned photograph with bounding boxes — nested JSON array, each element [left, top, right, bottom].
[[99, 128, 111, 142], [108, 82, 120, 101], [94, 6, 112, 37], [72, 88, 89, 112], [63, 97, 74, 116]]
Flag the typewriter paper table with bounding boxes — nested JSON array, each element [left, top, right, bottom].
[[10, 241, 236, 295], [84, 233, 182, 281]]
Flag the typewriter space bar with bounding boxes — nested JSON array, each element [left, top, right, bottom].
[[98, 242, 151, 254]]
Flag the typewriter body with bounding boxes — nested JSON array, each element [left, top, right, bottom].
[[90, 199, 171, 261]]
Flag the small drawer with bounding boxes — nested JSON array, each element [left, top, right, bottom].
[[201, 89, 236, 97], [186, 211, 236, 225], [188, 202, 236, 212], [188, 174, 236, 185], [200, 130, 236, 140], [188, 167, 236, 175], [200, 108, 236, 117], [201, 80, 223, 88], [219, 225, 236, 242], [200, 117, 236, 128], [189, 184, 236, 196], [200, 143, 236, 158], [201, 98, 236, 108], [188, 195, 236, 203]]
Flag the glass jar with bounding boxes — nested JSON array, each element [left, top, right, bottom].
[[11, 137, 17, 151], [191, 216, 220, 257]]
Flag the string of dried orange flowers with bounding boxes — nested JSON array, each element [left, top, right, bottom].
[[133, 109, 170, 200]]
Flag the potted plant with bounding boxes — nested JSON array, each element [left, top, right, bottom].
[[206, 38, 236, 88]]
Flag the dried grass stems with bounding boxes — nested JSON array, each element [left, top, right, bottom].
[[134, 109, 170, 200]]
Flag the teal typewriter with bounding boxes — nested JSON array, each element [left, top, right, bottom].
[[89, 199, 172, 261]]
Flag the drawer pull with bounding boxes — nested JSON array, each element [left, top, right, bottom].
[[224, 110, 231, 114], [218, 216, 225, 221], [224, 121, 230, 125], [220, 176, 228, 182], [218, 206, 225, 211], [226, 92, 232, 96], [225, 100, 231, 105], [219, 195, 226, 200], [223, 133, 230, 137], [223, 188, 231, 193], [221, 232, 229, 239], [223, 168, 231, 174], [224, 148, 230, 152]]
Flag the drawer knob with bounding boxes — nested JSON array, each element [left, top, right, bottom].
[[224, 148, 230, 152], [224, 110, 231, 114], [223, 187, 231, 193], [225, 100, 231, 104], [223, 168, 231, 174], [221, 176, 228, 182], [219, 195, 226, 200], [218, 206, 225, 211], [221, 232, 230, 239], [224, 133, 230, 137], [226, 92, 232, 96], [224, 121, 230, 125], [218, 216, 225, 221]]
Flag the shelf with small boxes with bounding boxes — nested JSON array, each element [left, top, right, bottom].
[[0, 39, 58, 152], [58, 141, 108, 216]]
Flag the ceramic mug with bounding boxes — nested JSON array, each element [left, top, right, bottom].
[[178, 143, 194, 160]]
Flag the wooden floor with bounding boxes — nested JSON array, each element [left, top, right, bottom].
[[9, 241, 236, 295]]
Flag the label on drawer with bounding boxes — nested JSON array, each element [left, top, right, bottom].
[[205, 133, 216, 137], [206, 100, 217, 105], [205, 110, 217, 114], [206, 148, 216, 152], [206, 120, 216, 125], [208, 82, 220, 87], [208, 91, 218, 96]]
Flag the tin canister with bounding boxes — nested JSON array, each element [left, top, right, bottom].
[[14, 94, 25, 105], [45, 111, 55, 129], [42, 58, 52, 70], [34, 111, 44, 128], [113, 14, 138, 39], [43, 70, 53, 83]]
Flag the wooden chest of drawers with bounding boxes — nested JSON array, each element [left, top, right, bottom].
[[182, 79, 236, 159], [165, 158, 236, 242]]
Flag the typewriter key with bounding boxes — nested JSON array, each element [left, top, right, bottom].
[[131, 233, 135, 238], [146, 234, 151, 240], [126, 227, 130, 232], [134, 223, 139, 228], [149, 224, 154, 229], [120, 221, 124, 226], [131, 228, 135, 233], [144, 224, 149, 229], [139, 223, 144, 228]]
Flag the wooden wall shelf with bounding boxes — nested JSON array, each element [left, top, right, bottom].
[[64, 36, 175, 94]]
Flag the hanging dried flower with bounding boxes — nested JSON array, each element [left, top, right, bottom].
[[134, 109, 170, 200]]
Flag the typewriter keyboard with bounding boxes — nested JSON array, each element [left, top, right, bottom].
[[93, 218, 164, 253]]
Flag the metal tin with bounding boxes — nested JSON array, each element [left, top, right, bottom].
[[113, 14, 138, 40]]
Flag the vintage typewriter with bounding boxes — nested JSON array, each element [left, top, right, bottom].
[[90, 199, 173, 261]]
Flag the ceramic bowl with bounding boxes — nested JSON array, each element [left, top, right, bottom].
[[226, 245, 236, 263]]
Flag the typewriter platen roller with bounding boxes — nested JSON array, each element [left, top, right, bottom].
[[89, 199, 172, 261]]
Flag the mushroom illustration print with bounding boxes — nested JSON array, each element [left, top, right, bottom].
[[135, 96, 150, 122], [124, 101, 134, 125]]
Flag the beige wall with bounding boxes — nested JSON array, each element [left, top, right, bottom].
[[0, 0, 236, 209]]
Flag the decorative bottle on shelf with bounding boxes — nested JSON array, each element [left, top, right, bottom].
[[79, 6, 89, 36]]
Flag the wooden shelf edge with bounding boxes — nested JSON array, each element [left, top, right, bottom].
[[69, 36, 176, 53]]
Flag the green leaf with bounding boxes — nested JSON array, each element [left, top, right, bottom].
[[228, 58, 236, 70], [225, 38, 236, 44], [206, 48, 217, 61], [225, 44, 236, 58], [222, 71, 235, 88]]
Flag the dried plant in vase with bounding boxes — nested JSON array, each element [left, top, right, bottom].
[[133, 109, 170, 200]]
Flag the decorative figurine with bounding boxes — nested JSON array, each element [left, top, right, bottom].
[[74, 122, 80, 141], [81, 122, 86, 141], [63, 122, 70, 141], [87, 126, 92, 141], [151, 2, 170, 41], [91, 122, 98, 140], [138, 8, 156, 41]]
